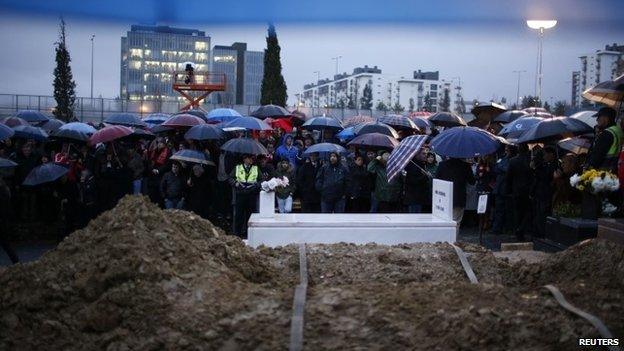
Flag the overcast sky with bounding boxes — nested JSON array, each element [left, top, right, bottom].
[[0, 10, 622, 106]]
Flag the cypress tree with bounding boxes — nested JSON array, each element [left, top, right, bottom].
[[53, 18, 76, 122], [360, 84, 373, 109], [260, 23, 287, 106]]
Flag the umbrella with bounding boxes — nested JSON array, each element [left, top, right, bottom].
[[125, 128, 156, 141], [354, 122, 399, 138], [290, 109, 307, 120], [143, 113, 171, 126], [265, 117, 293, 132], [16, 110, 50, 123], [162, 114, 206, 128], [302, 142, 346, 155], [40, 118, 65, 133], [104, 113, 147, 128], [498, 116, 544, 139], [221, 138, 268, 155], [493, 110, 528, 124], [60, 122, 97, 134], [517, 117, 593, 144], [410, 117, 435, 134], [0, 124, 14, 141], [170, 149, 213, 165], [387, 135, 429, 182], [50, 128, 91, 143], [348, 133, 399, 149], [522, 107, 548, 114], [343, 115, 375, 127], [250, 104, 291, 119], [89, 125, 134, 145], [431, 126, 502, 158], [336, 126, 357, 141], [0, 116, 29, 128], [151, 125, 174, 134], [582, 74, 624, 108], [570, 110, 598, 128], [23, 163, 69, 186], [0, 157, 18, 168], [224, 116, 272, 131], [184, 124, 225, 141], [181, 61, 195, 68], [377, 114, 420, 131], [301, 116, 343, 131], [558, 136, 593, 154], [12, 125, 48, 141], [177, 109, 208, 121], [471, 102, 507, 126], [429, 112, 467, 127], [206, 108, 243, 124], [409, 111, 432, 118]]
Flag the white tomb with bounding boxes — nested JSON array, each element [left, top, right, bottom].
[[247, 179, 456, 248]]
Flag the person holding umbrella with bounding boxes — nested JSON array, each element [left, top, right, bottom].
[[403, 149, 431, 213], [297, 152, 321, 213], [506, 144, 533, 241], [315, 152, 348, 213], [368, 152, 403, 213], [229, 154, 260, 238], [586, 107, 622, 172], [435, 157, 475, 230]]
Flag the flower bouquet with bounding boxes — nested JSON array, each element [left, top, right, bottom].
[[569, 169, 619, 194], [261, 176, 289, 192]]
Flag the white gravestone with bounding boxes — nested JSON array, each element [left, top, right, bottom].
[[432, 179, 454, 221], [258, 190, 275, 218]]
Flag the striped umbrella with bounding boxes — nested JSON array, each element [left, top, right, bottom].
[[387, 135, 428, 182], [343, 115, 374, 127], [378, 114, 420, 131]]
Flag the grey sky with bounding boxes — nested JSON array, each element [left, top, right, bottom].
[[0, 12, 622, 106]]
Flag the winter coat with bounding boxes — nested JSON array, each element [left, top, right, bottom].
[[315, 162, 348, 202], [435, 158, 475, 207], [186, 173, 211, 218], [297, 158, 321, 203], [403, 161, 431, 206], [347, 164, 372, 199], [367, 158, 402, 203], [275, 135, 300, 169], [506, 153, 532, 198], [127, 152, 145, 180], [160, 171, 185, 200], [274, 164, 296, 199], [492, 156, 510, 195]]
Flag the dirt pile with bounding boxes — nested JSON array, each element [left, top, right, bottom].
[[0, 195, 297, 350]]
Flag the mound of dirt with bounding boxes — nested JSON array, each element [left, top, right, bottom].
[[0, 195, 297, 350]]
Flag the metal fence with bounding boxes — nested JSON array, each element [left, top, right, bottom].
[[0, 93, 396, 124]]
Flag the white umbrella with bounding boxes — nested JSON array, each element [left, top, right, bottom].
[[570, 110, 597, 128]]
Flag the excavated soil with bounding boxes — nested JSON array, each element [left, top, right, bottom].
[[1, 196, 623, 350]]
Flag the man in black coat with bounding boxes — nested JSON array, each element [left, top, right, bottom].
[[506, 143, 533, 241], [531, 146, 558, 237], [347, 155, 372, 213], [296, 153, 321, 213], [403, 151, 431, 213], [315, 152, 348, 213], [435, 157, 475, 228]]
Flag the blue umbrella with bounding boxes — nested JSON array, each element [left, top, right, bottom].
[[104, 113, 147, 128], [60, 122, 97, 134], [23, 163, 69, 186], [224, 117, 272, 131], [411, 117, 434, 134], [143, 113, 170, 126], [12, 125, 48, 141], [302, 143, 346, 155], [207, 108, 243, 123], [221, 138, 268, 155], [0, 157, 18, 168], [0, 124, 15, 141], [336, 126, 357, 141], [498, 116, 543, 140], [170, 149, 213, 165], [51, 128, 91, 143], [40, 118, 65, 133], [517, 117, 593, 144], [16, 110, 50, 123], [184, 124, 225, 141], [431, 126, 502, 158], [302, 116, 343, 131]]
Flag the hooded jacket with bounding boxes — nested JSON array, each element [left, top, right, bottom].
[[315, 160, 348, 202], [275, 135, 300, 169]]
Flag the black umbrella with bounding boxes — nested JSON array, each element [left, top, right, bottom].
[[104, 113, 147, 128], [123, 128, 156, 141], [250, 104, 291, 119], [354, 122, 399, 138], [302, 142, 346, 155], [377, 114, 420, 131], [429, 112, 467, 128], [175, 109, 208, 122], [40, 118, 66, 133], [493, 110, 528, 124], [23, 163, 69, 186], [221, 138, 268, 155], [50, 128, 91, 143], [348, 133, 399, 149], [0, 157, 18, 168], [184, 124, 225, 141], [301, 116, 343, 131], [12, 125, 48, 141], [517, 117, 593, 144], [410, 117, 434, 134]]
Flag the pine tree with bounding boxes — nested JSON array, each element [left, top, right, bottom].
[[408, 98, 415, 112], [260, 23, 287, 106], [440, 88, 451, 112], [521, 95, 540, 108], [554, 101, 566, 116], [347, 94, 356, 109], [360, 84, 373, 109], [392, 102, 404, 113], [376, 101, 388, 112], [424, 93, 433, 112], [543, 101, 551, 112], [53, 18, 76, 122]]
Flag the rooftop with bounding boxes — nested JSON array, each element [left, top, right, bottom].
[[129, 25, 206, 37]]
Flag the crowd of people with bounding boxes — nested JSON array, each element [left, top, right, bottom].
[[0, 106, 622, 264]]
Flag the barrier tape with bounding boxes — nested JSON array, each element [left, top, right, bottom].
[[450, 243, 479, 284], [289, 244, 308, 351], [544, 284, 620, 351]]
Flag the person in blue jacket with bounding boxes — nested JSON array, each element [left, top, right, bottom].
[[275, 135, 300, 170]]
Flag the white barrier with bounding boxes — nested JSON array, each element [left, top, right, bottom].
[[247, 180, 457, 248]]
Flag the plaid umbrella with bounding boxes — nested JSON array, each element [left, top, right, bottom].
[[582, 74, 624, 108], [343, 115, 374, 127], [387, 135, 428, 182], [377, 114, 420, 131]]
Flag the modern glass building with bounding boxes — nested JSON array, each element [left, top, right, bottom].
[[210, 42, 264, 105], [120, 25, 210, 101]]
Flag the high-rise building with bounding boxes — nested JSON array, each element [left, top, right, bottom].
[[210, 42, 264, 105], [299, 66, 460, 113], [574, 43, 623, 107], [120, 25, 210, 101], [571, 71, 581, 108]]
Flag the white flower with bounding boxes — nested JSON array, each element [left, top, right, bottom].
[[569, 174, 580, 187], [261, 181, 271, 192]]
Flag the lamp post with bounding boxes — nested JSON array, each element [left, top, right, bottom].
[[512, 70, 526, 106], [90, 34, 95, 101], [526, 20, 557, 105]]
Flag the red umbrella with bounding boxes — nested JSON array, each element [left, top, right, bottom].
[[161, 113, 206, 128], [265, 117, 293, 132], [89, 125, 133, 145]]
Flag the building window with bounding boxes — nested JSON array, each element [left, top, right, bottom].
[[195, 41, 207, 51], [195, 52, 208, 62], [129, 48, 143, 59], [129, 60, 142, 69], [430, 84, 438, 91], [214, 55, 236, 63]]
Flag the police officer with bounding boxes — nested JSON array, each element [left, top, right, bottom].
[[228, 154, 260, 238], [587, 107, 623, 172]]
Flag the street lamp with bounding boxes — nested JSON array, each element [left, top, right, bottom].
[[512, 70, 526, 106], [90, 34, 95, 100], [526, 20, 557, 104]]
